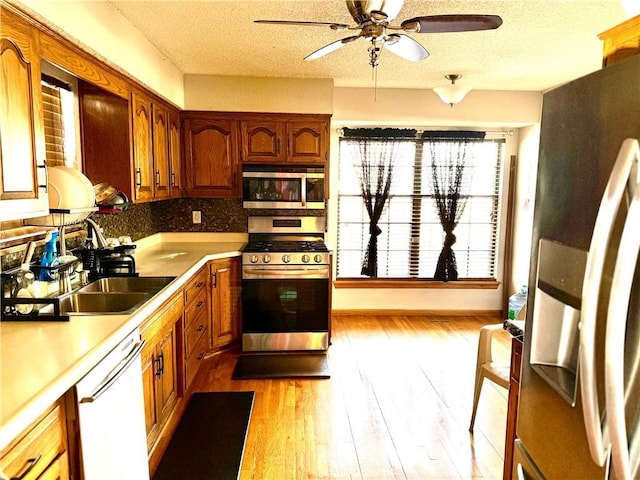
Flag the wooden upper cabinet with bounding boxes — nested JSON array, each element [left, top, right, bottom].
[[241, 120, 285, 163], [168, 109, 182, 198], [152, 103, 170, 200], [288, 121, 327, 164], [240, 114, 330, 165], [183, 116, 240, 198], [599, 15, 640, 67], [0, 8, 49, 221], [131, 91, 154, 202]]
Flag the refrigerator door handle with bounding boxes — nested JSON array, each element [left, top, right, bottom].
[[580, 138, 639, 467], [605, 140, 640, 480]]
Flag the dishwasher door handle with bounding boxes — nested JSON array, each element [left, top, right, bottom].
[[80, 340, 146, 403]]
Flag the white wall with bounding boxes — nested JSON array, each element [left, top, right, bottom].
[[14, 0, 184, 106], [184, 75, 333, 113], [510, 124, 541, 296]]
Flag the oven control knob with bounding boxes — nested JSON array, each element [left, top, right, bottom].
[[302, 254, 310, 263], [314, 254, 323, 264], [263, 254, 271, 263], [250, 254, 259, 264], [282, 254, 291, 264]]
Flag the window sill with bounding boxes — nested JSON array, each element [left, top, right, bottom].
[[333, 278, 500, 289]]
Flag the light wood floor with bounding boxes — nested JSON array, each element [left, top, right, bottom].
[[193, 314, 512, 480]]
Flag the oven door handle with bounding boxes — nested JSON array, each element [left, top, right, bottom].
[[243, 266, 329, 278]]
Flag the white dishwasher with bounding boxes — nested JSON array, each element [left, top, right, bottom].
[[75, 328, 150, 480]]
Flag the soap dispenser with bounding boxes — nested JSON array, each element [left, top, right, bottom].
[[39, 230, 60, 281]]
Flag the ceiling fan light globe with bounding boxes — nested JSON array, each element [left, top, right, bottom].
[[433, 84, 472, 106]]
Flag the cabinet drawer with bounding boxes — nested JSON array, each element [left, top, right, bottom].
[[184, 267, 208, 306], [37, 451, 69, 480], [0, 402, 67, 480], [184, 308, 208, 359], [185, 333, 208, 390], [184, 287, 207, 328]]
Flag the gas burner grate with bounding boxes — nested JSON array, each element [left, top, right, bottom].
[[244, 240, 328, 253]]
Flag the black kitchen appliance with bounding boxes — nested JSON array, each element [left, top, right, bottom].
[[241, 216, 330, 351], [515, 54, 640, 479]]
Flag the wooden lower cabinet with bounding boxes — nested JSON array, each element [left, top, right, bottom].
[[0, 397, 70, 480], [209, 257, 241, 350], [140, 292, 183, 452], [503, 337, 523, 480]]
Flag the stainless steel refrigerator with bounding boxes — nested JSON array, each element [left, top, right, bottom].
[[515, 54, 640, 479]]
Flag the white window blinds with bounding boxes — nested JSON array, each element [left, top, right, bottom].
[[41, 75, 76, 168], [337, 131, 504, 280]]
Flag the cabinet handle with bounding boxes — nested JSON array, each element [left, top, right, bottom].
[[197, 352, 204, 361], [37, 163, 48, 191], [197, 301, 204, 308], [196, 281, 204, 289], [212, 273, 217, 288], [155, 169, 161, 187], [171, 171, 176, 187], [159, 352, 165, 376], [155, 356, 162, 377], [11, 453, 42, 480], [197, 324, 204, 333], [135, 168, 142, 187]]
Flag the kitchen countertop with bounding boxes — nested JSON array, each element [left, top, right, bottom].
[[503, 319, 525, 341], [0, 232, 246, 451]]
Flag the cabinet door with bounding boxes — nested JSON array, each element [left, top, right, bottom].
[[210, 258, 241, 349], [287, 121, 327, 164], [168, 109, 182, 198], [131, 91, 154, 201], [241, 120, 285, 163], [152, 103, 170, 200], [184, 117, 240, 198], [156, 325, 178, 423], [140, 339, 160, 449], [0, 10, 48, 221]]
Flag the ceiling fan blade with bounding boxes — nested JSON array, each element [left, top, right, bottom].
[[255, 20, 349, 30], [401, 14, 503, 33], [385, 34, 429, 61], [304, 35, 360, 61]]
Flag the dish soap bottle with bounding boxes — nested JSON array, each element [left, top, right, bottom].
[[39, 230, 60, 282]]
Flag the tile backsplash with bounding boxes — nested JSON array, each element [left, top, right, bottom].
[[1, 198, 247, 272], [90, 198, 248, 240]]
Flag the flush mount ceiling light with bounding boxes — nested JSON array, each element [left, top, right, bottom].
[[433, 74, 472, 107]]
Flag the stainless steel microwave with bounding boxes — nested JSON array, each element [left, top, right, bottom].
[[242, 166, 325, 209]]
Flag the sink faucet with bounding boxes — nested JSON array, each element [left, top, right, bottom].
[[85, 218, 108, 249]]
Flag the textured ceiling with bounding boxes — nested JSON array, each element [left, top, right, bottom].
[[108, 0, 629, 92]]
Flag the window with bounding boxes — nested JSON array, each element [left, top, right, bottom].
[[41, 72, 77, 168], [337, 130, 504, 280]]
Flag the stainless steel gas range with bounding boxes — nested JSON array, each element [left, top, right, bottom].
[[241, 216, 330, 352]]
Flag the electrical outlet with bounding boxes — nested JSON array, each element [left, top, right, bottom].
[[192, 211, 202, 224]]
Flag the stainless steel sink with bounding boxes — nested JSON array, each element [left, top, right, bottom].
[[77, 276, 175, 294], [57, 292, 152, 315]]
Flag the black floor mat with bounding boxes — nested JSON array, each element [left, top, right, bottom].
[[153, 391, 254, 480], [232, 353, 330, 379]]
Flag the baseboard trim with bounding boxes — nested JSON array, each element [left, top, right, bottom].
[[332, 309, 503, 317]]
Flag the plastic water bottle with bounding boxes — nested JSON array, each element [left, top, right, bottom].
[[508, 285, 528, 320]]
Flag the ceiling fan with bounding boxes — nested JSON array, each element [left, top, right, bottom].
[[255, 0, 503, 69]]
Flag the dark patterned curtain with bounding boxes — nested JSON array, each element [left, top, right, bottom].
[[422, 131, 486, 281], [343, 128, 416, 277]]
